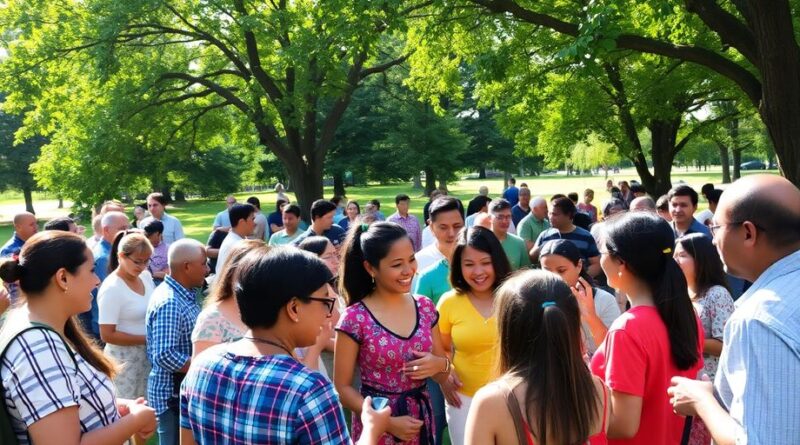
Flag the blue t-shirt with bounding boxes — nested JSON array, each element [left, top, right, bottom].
[[535, 226, 600, 262], [502, 186, 520, 207], [267, 211, 283, 236], [511, 204, 530, 227], [292, 224, 347, 249]]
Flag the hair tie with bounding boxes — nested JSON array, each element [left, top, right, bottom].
[[662, 247, 672, 254], [360, 223, 369, 232], [541, 301, 556, 308]]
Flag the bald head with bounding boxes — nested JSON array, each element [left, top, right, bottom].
[[101, 211, 130, 244], [168, 238, 206, 268], [13, 212, 38, 241], [630, 196, 656, 212], [717, 174, 800, 247]]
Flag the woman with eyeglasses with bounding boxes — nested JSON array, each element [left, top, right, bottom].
[[298, 236, 343, 378], [191, 240, 268, 359], [180, 247, 391, 444], [96, 231, 156, 444]]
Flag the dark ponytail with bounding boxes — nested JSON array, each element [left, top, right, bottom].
[[340, 222, 409, 306], [495, 270, 599, 444], [0, 231, 117, 377], [604, 212, 699, 370]]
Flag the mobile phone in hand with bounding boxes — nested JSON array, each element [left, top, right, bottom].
[[371, 397, 390, 410]]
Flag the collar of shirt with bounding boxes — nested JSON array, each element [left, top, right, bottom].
[[164, 275, 196, 304], [735, 248, 800, 309]]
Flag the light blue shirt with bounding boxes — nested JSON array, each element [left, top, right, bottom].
[[714, 249, 800, 443], [141, 212, 184, 245], [212, 209, 231, 229]]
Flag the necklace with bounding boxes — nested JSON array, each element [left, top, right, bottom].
[[243, 336, 294, 357]]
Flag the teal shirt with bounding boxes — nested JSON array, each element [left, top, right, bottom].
[[413, 259, 451, 304], [500, 233, 531, 271], [518, 214, 550, 245]]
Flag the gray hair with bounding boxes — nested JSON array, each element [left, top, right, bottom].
[[100, 211, 128, 229], [531, 197, 547, 207], [168, 238, 206, 268]]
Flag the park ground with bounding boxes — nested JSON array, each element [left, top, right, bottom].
[[0, 167, 777, 243]]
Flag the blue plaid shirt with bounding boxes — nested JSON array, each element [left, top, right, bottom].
[[181, 348, 350, 444], [146, 275, 201, 415]]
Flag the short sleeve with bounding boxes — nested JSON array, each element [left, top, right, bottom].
[[436, 293, 455, 336], [97, 279, 123, 325], [191, 309, 225, 344], [2, 329, 80, 426], [706, 286, 735, 341], [413, 272, 434, 301], [600, 329, 646, 397], [295, 379, 350, 445], [595, 290, 621, 328], [212, 212, 223, 228], [335, 305, 365, 344], [416, 295, 439, 328]]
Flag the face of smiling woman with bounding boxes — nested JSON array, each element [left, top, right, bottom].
[[460, 246, 496, 294], [372, 237, 417, 294]]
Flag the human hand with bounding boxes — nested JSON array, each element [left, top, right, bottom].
[[117, 397, 147, 417], [667, 375, 714, 417], [311, 320, 334, 354], [127, 401, 157, 439], [387, 415, 424, 442], [441, 372, 463, 408], [360, 397, 392, 441], [571, 277, 597, 319], [403, 350, 446, 380]]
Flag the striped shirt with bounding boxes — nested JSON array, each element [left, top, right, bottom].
[[146, 275, 201, 415], [180, 347, 350, 444], [715, 249, 800, 443], [1, 327, 119, 443]]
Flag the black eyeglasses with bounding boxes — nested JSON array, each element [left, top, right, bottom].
[[308, 297, 337, 315]]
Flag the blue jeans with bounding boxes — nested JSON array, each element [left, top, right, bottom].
[[427, 379, 446, 445], [157, 408, 179, 445]]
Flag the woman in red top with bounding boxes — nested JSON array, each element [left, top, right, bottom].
[[465, 270, 609, 445], [591, 212, 703, 444]]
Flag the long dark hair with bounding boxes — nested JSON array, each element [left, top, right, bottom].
[[340, 222, 409, 306], [450, 227, 511, 294], [0, 231, 117, 377], [676, 233, 731, 298], [604, 212, 699, 370], [495, 270, 599, 444]]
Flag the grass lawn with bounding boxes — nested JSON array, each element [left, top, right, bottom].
[[0, 168, 777, 244]]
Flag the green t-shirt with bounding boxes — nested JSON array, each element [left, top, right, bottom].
[[268, 229, 302, 246], [500, 233, 531, 271], [518, 214, 550, 245], [413, 259, 451, 304]]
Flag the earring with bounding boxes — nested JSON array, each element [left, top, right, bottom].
[[63, 287, 69, 293], [293, 318, 299, 323]]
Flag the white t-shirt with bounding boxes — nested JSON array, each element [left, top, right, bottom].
[[583, 287, 622, 354], [216, 231, 244, 276], [695, 209, 714, 226], [97, 271, 155, 336]]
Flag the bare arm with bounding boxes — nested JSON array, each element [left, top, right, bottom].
[[180, 427, 197, 445], [29, 403, 155, 445], [99, 324, 146, 346], [703, 338, 724, 357], [606, 390, 643, 439], [333, 333, 365, 415]]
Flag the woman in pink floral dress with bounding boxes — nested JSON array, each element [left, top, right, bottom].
[[335, 222, 455, 445]]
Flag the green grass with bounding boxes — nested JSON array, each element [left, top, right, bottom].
[[0, 168, 778, 245]]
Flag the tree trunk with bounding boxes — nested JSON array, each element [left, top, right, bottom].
[[732, 148, 742, 180], [174, 190, 186, 202], [412, 174, 423, 190], [641, 119, 679, 197], [424, 168, 436, 197], [478, 166, 486, 179], [333, 172, 346, 197], [284, 159, 325, 222], [57, 197, 64, 209], [748, 0, 800, 188], [718, 142, 732, 183], [437, 178, 449, 193], [23, 187, 35, 214]]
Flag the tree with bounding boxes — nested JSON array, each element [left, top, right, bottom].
[[1, 1, 424, 218], [429, 0, 800, 187], [0, 97, 42, 213]]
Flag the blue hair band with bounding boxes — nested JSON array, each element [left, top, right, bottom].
[[541, 301, 556, 308]]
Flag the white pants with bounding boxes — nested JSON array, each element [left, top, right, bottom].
[[445, 392, 473, 445]]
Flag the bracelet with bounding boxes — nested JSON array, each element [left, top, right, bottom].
[[440, 357, 451, 374]]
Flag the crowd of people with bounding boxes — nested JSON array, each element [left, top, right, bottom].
[[0, 173, 798, 445]]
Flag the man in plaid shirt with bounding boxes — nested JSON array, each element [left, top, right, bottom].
[[146, 239, 208, 445]]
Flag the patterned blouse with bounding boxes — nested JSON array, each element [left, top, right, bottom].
[[191, 305, 244, 347], [1, 328, 119, 443], [692, 285, 735, 379]]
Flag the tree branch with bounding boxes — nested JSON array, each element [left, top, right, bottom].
[[157, 73, 250, 114], [360, 54, 411, 79], [683, 0, 758, 66]]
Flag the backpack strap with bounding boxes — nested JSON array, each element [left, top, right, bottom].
[[0, 319, 79, 444]]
